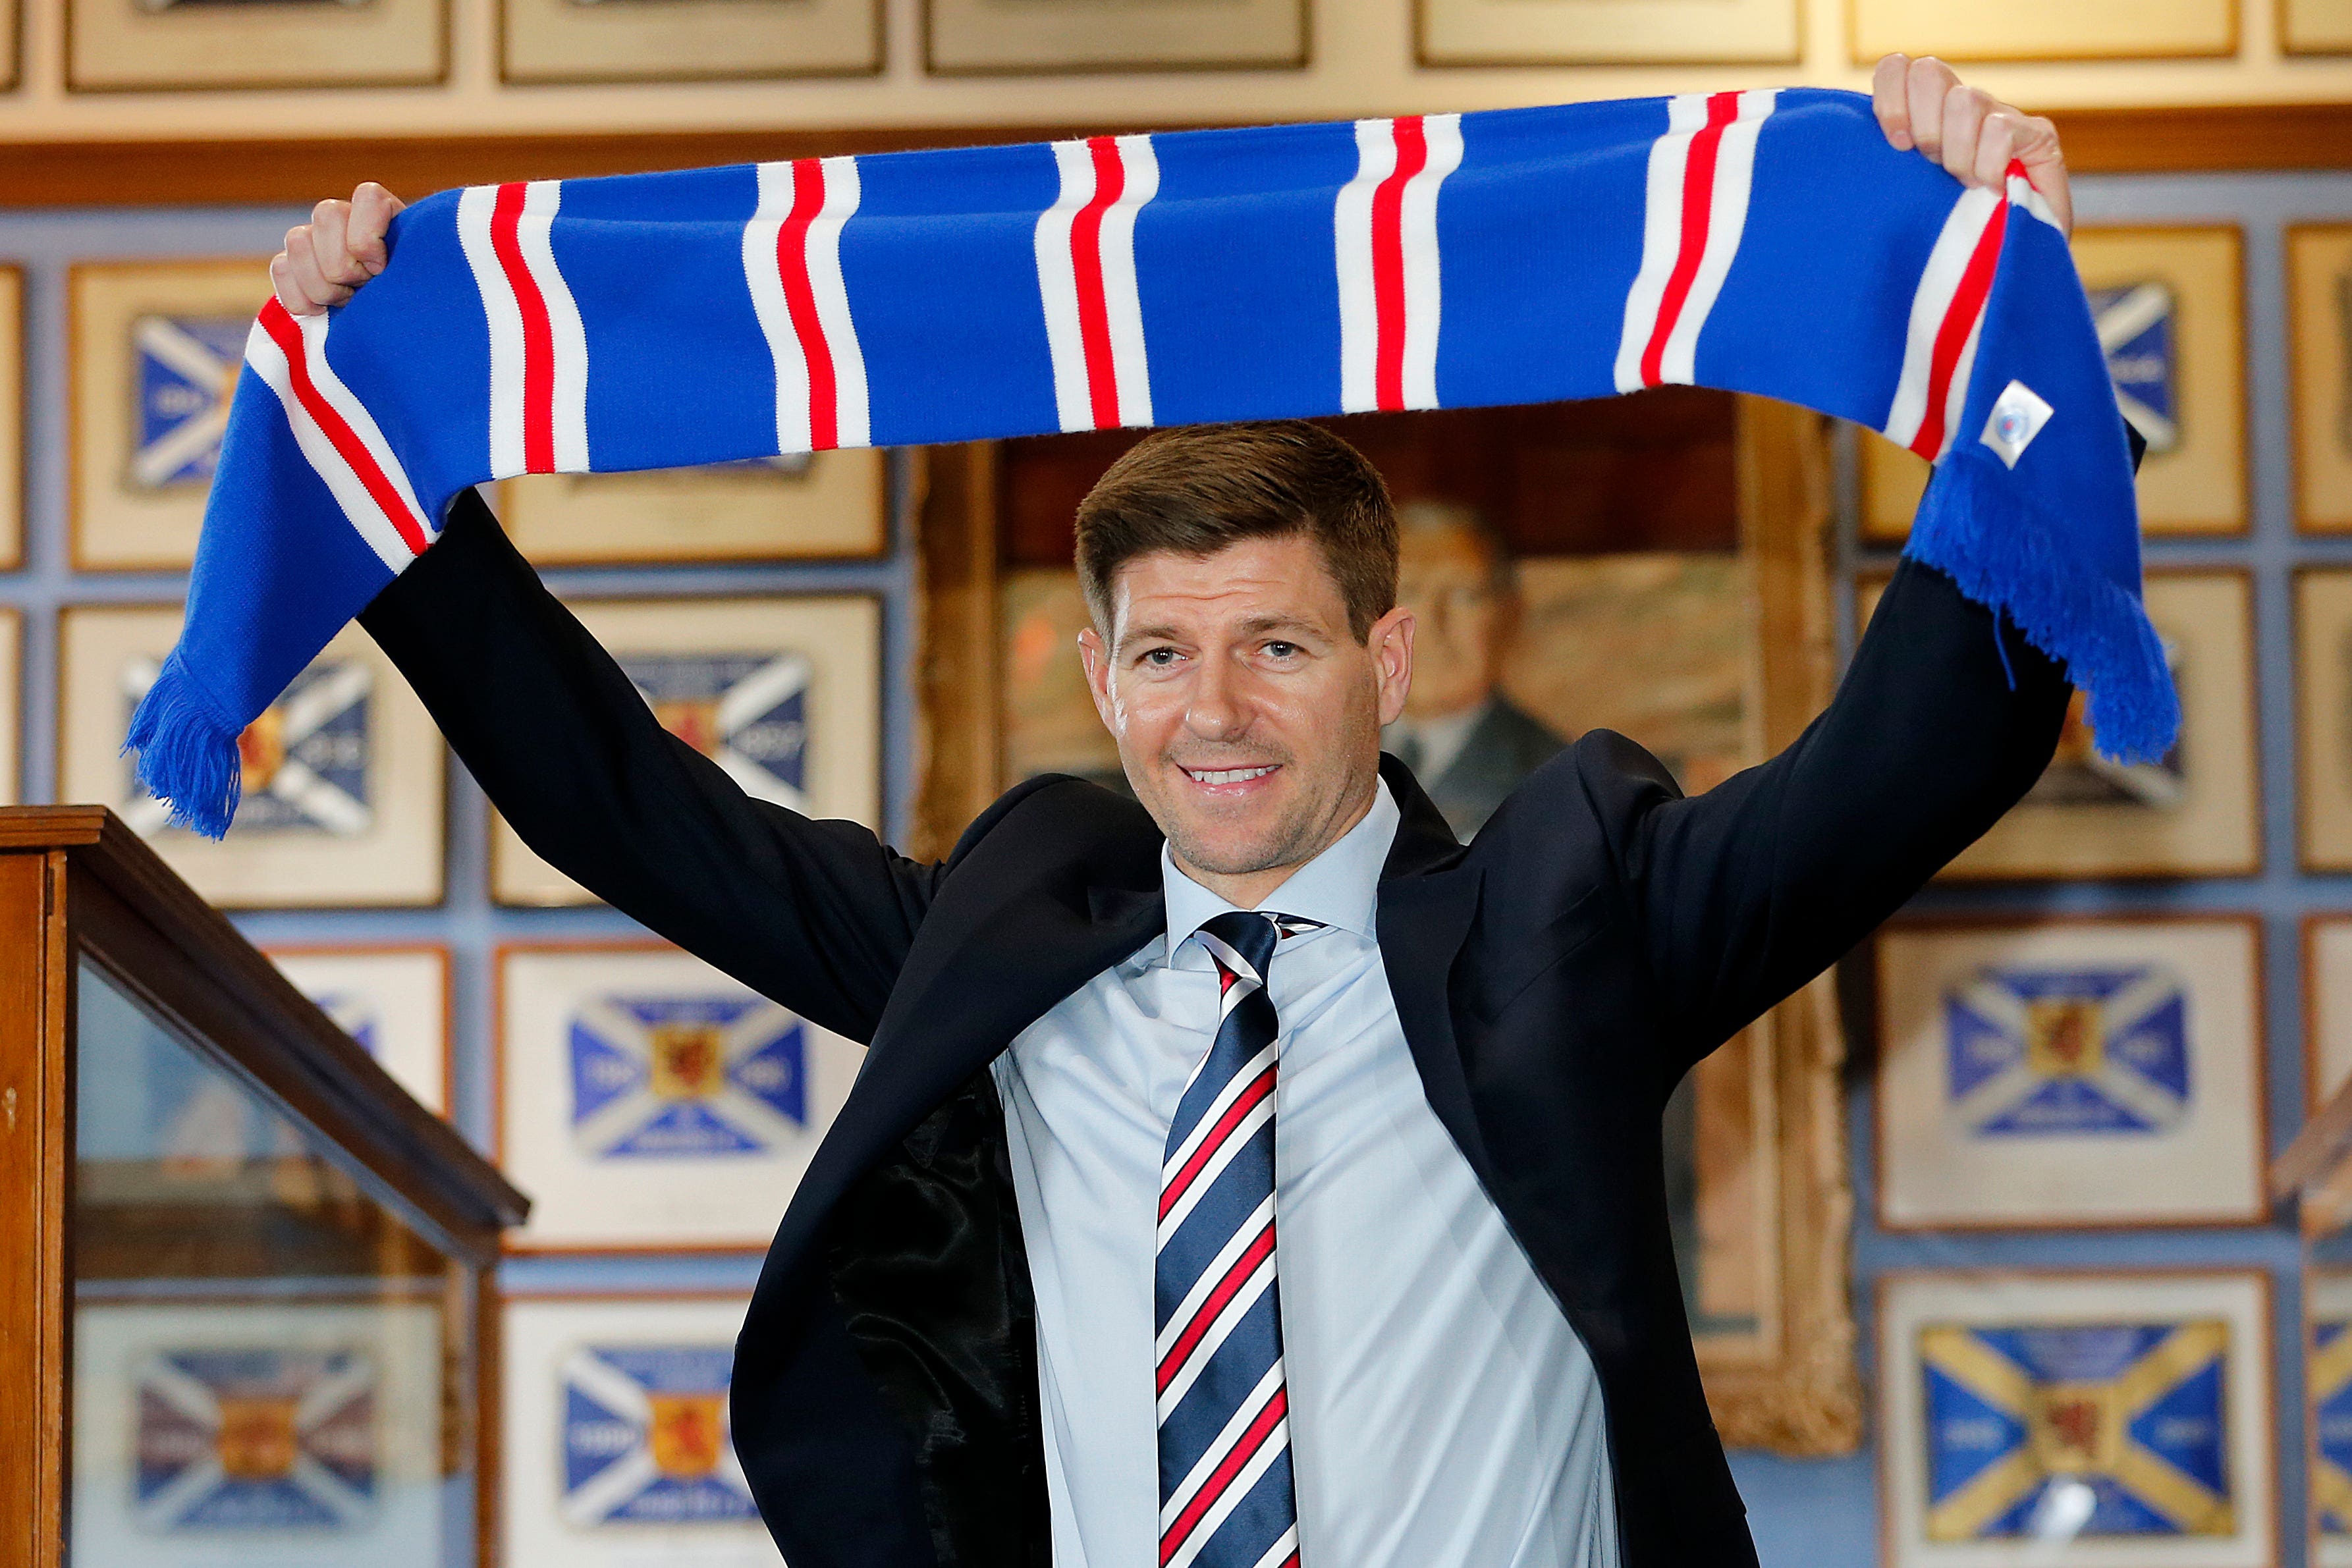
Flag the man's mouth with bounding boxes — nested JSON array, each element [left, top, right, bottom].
[[1181, 764, 1279, 785]]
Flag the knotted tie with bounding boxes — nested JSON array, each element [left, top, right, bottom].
[[1155, 908, 1319, 1568]]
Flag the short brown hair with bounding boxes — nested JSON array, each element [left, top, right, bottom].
[[1074, 421, 1398, 641]]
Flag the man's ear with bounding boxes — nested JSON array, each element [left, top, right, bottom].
[[1078, 624, 1118, 735], [1369, 605, 1415, 728]]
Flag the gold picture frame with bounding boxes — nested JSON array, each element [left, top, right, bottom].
[[2288, 225, 2352, 531], [68, 0, 444, 90], [1417, 0, 1797, 65], [924, 0, 1305, 73], [0, 268, 24, 574], [1863, 225, 2247, 541], [498, 448, 887, 564], [501, 0, 877, 85], [69, 259, 269, 572], [2294, 568, 2352, 870], [2283, 0, 2352, 53], [1849, 0, 2235, 62], [59, 605, 447, 908], [492, 595, 883, 907]]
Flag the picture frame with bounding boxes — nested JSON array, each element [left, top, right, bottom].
[[491, 595, 882, 907], [2296, 570, 2352, 869], [498, 449, 887, 563], [1859, 568, 2260, 879], [261, 944, 452, 1118], [1873, 915, 2267, 1231], [924, 0, 1305, 73], [2289, 226, 2352, 530], [59, 605, 447, 908], [0, 267, 24, 572], [494, 942, 865, 1252], [0, 608, 22, 807], [68, 0, 445, 90], [1849, 0, 2236, 61], [2304, 915, 2352, 1112], [1416, 0, 1797, 66], [70, 259, 270, 572], [2309, 1270, 2352, 1565], [2284, 0, 2352, 53], [500, 1293, 777, 1567], [72, 1296, 449, 1568], [1877, 1269, 2275, 1568], [501, 0, 876, 84], [1862, 226, 2247, 541]]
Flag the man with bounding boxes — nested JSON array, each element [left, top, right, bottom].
[[1381, 500, 1564, 840], [283, 57, 2074, 1568]]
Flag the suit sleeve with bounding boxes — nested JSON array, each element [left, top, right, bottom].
[[1606, 554, 2071, 1077], [358, 488, 937, 1043]]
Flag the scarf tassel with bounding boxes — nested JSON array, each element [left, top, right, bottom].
[[124, 652, 244, 840]]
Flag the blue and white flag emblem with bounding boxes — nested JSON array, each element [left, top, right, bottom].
[[568, 994, 805, 1160], [133, 1347, 377, 1533], [2315, 1317, 2352, 1538], [1944, 963, 2191, 1137], [133, 314, 250, 489], [2090, 281, 2177, 454], [308, 990, 381, 1056], [122, 656, 372, 838], [620, 652, 810, 812], [1922, 1318, 2232, 1540], [559, 1344, 755, 1527]]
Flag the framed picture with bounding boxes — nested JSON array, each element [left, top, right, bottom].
[[0, 608, 22, 806], [1849, 0, 2235, 61], [503, 0, 874, 82], [1877, 1270, 2275, 1568], [59, 605, 447, 908], [499, 449, 887, 563], [2296, 570, 2352, 869], [925, 0, 1304, 72], [2312, 1271, 2352, 1565], [1417, 0, 1797, 65], [70, 260, 268, 572], [501, 1293, 777, 1567], [262, 945, 452, 1118], [491, 596, 881, 907], [68, 0, 444, 89], [2285, 0, 2352, 52], [1862, 227, 2246, 541], [2289, 227, 2352, 531], [495, 942, 864, 1251], [1859, 569, 2258, 879], [2305, 915, 2352, 1112], [0, 267, 24, 572], [72, 1297, 449, 1568], [1874, 916, 2266, 1230]]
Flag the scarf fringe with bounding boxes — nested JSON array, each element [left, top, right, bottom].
[[1906, 448, 2179, 766], [123, 653, 243, 840]]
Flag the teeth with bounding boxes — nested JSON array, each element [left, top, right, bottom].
[[1189, 766, 1275, 784]]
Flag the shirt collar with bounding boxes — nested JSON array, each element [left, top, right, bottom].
[[1161, 778, 1400, 967]]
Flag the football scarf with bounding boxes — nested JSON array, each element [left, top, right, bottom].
[[130, 86, 2174, 838]]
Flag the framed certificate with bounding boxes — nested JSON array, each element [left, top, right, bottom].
[[262, 945, 452, 1118], [925, 0, 1305, 72], [1418, 0, 1797, 65], [2296, 569, 2352, 869], [1875, 916, 2266, 1230], [2289, 226, 2352, 530], [68, 0, 445, 89], [499, 449, 887, 564], [1878, 1270, 2274, 1568], [491, 595, 881, 907], [1849, 0, 2235, 61], [501, 0, 875, 82], [70, 259, 269, 571], [495, 942, 864, 1251], [59, 605, 447, 908], [2284, 0, 2352, 51], [2305, 915, 2352, 1110], [501, 1294, 777, 1567]]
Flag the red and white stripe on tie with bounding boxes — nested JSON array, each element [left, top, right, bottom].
[[1336, 113, 1463, 415], [1614, 89, 1779, 394], [745, 156, 871, 453], [456, 179, 590, 478], [1035, 134, 1159, 432], [1883, 161, 2058, 460], [246, 298, 435, 572]]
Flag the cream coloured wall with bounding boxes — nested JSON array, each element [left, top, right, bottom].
[[8, 0, 2352, 147]]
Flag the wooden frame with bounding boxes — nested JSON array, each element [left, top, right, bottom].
[[1874, 1267, 2278, 1568], [260, 942, 455, 1120], [2283, 0, 2352, 53], [2296, 567, 2352, 869], [500, 0, 879, 85], [923, 0, 1307, 74], [67, 0, 447, 91], [2289, 225, 2352, 532], [1849, 0, 2238, 62], [0, 267, 25, 575], [499, 448, 889, 564], [1871, 911, 2270, 1233], [1415, 0, 1799, 66]]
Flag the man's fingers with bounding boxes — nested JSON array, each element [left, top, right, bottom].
[[277, 224, 352, 315], [1873, 53, 1915, 150], [1905, 55, 1959, 158], [347, 182, 404, 275], [1939, 84, 1991, 184], [1973, 109, 2020, 191], [309, 200, 362, 287]]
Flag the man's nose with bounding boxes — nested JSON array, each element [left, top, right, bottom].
[[1184, 659, 1248, 740]]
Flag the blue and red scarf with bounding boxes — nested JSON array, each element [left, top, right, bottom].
[[130, 86, 2171, 838]]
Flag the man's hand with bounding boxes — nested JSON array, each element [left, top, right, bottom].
[[1871, 53, 2071, 236], [271, 182, 406, 316]]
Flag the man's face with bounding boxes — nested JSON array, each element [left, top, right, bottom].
[[1396, 522, 1508, 720], [1078, 534, 1412, 900]]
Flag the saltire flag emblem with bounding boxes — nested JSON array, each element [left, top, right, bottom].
[[561, 1343, 755, 1527], [744, 157, 869, 454], [456, 179, 590, 477], [2313, 1317, 2352, 1537], [2090, 281, 2178, 454], [1338, 113, 1463, 414], [121, 656, 373, 838], [1921, 1318, 2233, 1540], [618, 651, 809, 812], [306, 990, 381, 1057], [134, 1347, 377, 1533], [1035, 134, 1159, 432], [133, 314, 249, 489], [1615, 90, 1778, 394], [1943, 963, 2191, 1137], [568, 993, 806, 1160]]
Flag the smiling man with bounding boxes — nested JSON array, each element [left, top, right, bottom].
[[300, 55, 2078, 1568]]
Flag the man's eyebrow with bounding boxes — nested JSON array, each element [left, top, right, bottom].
[[1115, 620, 1186, 651], [1235, 613, 1325, 639]]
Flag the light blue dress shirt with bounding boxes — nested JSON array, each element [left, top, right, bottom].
[[991, 780, 1620, 1568]]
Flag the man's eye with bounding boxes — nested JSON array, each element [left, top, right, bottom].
[[1141, 647, 1178, 666], [1263, 641, 1299, 659]]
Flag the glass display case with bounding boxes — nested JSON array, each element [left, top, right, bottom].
[[0, 807, 526, 1568]]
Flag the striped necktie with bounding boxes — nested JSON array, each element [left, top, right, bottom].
[[1156, 908, 1319, 1568]]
